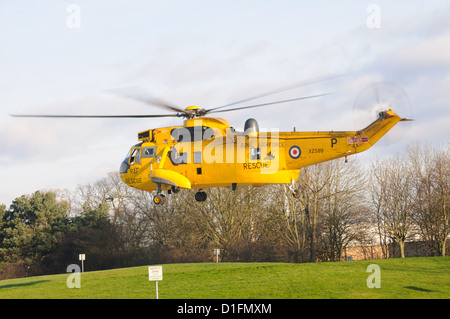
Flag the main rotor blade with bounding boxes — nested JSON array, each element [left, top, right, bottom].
[[127, 97, 185, 114], [107, 86, 186, 113], [206, 73, 344, 113], [10, 113, 179, 118], [208, 93, 331, 114]]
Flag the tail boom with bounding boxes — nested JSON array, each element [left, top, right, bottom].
[[282, 109, 404, 170]]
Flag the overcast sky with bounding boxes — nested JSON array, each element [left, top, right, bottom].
[[1, 0, 449, 205]]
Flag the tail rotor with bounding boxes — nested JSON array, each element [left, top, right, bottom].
[[353, 81, 413, 146]]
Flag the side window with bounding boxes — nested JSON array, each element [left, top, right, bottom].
[[191, 127, 205, 142], [142, 146, 157, 158], [171, 127, 214, 142], [171, 128, 191, 142], [203, 127, 215, 140], [250, 148, 261, 160], [169, 147, 188, 165]]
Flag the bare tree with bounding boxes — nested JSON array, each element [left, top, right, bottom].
[[408, 143, 449, 256], [298, 162, 335, 262], [267, 183, 308, 262], [320, 158, 369, 261], [75, 172, 152, 254], [370, 155, 414, 258], [271, 158, 369, 262], [76, 172, 133, 224], [370, 183, 391, 259], [192, 186, 270, 261]]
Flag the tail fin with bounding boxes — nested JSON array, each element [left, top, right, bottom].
[[353, 109, 407, 152]]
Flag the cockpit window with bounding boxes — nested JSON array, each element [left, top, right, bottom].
[[130, 148, 140, 165], [120, 143, 142, 174]]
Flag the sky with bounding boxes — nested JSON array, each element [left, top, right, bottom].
[[0, 0, 449, 205]]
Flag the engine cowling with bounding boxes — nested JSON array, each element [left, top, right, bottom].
[[244, 118, 259, 134]]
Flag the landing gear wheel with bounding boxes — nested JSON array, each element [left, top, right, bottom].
[[153, 194, 166, 205], [195, 191, 207, 202], [292, 190, 300, 198], [171, 186, 180, 194]]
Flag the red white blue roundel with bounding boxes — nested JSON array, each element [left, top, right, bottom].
[[289, 145, 301, 159]]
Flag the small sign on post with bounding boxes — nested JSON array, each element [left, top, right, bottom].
[[214, 249, 220, 263], [79, 254, 85, 272], [149, 266, 163, 299]]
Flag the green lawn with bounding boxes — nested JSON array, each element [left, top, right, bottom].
[[0, 257, 448, 299]]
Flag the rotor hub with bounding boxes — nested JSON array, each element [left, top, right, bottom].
[[185, 105, 200, 111], [179, 105, 208, 119]]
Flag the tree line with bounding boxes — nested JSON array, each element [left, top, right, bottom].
[[0, 142, 448, 279]]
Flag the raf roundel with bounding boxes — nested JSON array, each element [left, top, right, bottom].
[[289, 145, 301, 159]]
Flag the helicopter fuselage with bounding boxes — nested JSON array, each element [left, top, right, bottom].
[[119, 110, 404, 201]]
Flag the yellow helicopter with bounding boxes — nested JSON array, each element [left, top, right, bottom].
[[11, 79, 411, 205]]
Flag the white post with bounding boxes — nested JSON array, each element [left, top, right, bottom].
[[79, 254, 86, 272], [149, 266, 163, 299], [214, 249, 220, 263]]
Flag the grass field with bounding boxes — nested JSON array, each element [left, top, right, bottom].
[[0, 257, 448, 299]]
